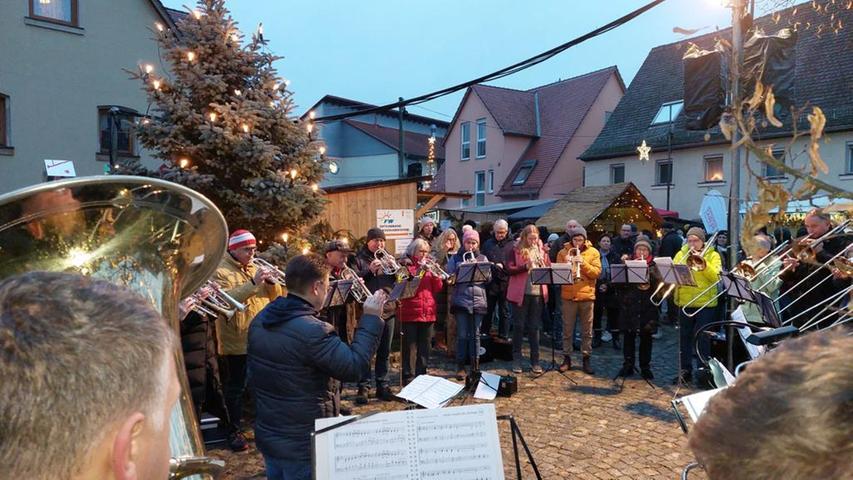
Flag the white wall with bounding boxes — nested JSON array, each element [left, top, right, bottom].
[[583, 131, 853, 219]]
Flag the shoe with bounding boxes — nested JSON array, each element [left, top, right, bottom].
[[376, 385, 394, 401], [611, 334, 621, 350], [617, 364, 635, 377], [340, 406, 353, 416], [558, 355, 572, 373], [455, 365, 466, 381], [512, 361, 523, 374], [641, 367, 654, 380], [355, 386, 368, 405], [601, 330, 613, 342], [672, 371, 692, 385], [582, 356, 594, 375], [228, 431, 249, 452], [531, 363, 544, 374]]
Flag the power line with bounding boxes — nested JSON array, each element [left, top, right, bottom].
[[312, 0, 667, 124]]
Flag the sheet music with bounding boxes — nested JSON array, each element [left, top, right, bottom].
[[314, 404, 504, 480], [396, 374, 464, 409], [731, 307, 766, 359], [681, 387, 727, 423], [652, 257, 678, 283], [473, 371, 501, 401]]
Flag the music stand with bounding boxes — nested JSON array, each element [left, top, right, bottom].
[[652, 258, 696, 391], [389, 276, 421, 302], [454, 261, 492, 386], [530, 264, 576, 384], [323, 280, 353, 309]]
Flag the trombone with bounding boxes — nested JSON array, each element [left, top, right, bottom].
[[685, 232, 719, 272], [650, 282, 676, 306], [252, 257, 287, 285], [757, 220, 851, 290], [341, 265, 372, 303]]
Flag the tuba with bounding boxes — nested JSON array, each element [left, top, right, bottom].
[[0, 176, 227, 479]]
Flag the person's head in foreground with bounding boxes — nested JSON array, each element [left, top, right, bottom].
[[688, 329, 852, 480], [284, 254, 332, 311], [0, 271, 179, 480]]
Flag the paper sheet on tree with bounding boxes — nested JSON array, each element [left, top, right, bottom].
[[313, 404, 505, 480]]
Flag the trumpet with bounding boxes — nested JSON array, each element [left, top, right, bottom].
[[341, 265, 372, 302], [463, 250, 478, 263], [568, 247, 582, 281], [685, 232, 719, 272], [419, 255, 451, 280], [252, 257, 287, 285], [374, 247, 405, 276]]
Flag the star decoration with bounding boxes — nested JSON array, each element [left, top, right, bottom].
[[637, 140, 651, 163]]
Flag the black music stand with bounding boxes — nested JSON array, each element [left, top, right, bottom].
[[453, 261, 492, 386], [530, 265, 576, 383], [389, 276, 421, 302], [322, 280, 353, 309], [610, 262, 655, 390]]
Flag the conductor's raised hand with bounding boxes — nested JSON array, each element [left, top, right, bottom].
[[363, 289, 388, 317]]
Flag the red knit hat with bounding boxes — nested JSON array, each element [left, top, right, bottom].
[[228, 229, 257, 251]]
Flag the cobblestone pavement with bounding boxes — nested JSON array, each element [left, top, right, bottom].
[[211, 324, 705, 479]]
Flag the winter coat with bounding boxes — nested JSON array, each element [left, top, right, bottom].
[[615, 254, 660, 332], [213, 253, 282, 355], [674, 245, 723, 308], [248, 294, 384, 462], [557, 241, 602, 302], [658, 231, 683, 259], [595, 249, 621, 308], [612, 235, 636, 259], [398, 259, 444, 323], [351, 246, 398, 319], [482, 235, 515, 293], [506, 245, 550, 306], [446, 250, 489, 315], [742, 259, 781, 325], [180, 310, 222, 412]]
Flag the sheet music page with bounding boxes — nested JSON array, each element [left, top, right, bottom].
[[473, 371, 501, 400], [682, 387, 728, 423], [653, 257, 678, 283], [731, 307, 766, 359], [314, 404, 505, 480], [396, 374, 464, 409]]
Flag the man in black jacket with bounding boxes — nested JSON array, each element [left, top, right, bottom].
[[248, 255, 387, 480], [612, 224, 636, 259], [481, 219, 514, 337], [657, 223, 683, 325], [351, 227, 398, 403]]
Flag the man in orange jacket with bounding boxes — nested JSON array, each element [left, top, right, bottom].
[[557, 227, 601, 374]]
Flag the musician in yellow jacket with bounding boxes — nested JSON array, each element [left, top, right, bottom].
[[557, 226, 602, 375], [213, 229, 282, 439], [673, 227, 722, 385]]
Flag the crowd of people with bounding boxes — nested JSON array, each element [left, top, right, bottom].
[[1, 209, 850, 480]]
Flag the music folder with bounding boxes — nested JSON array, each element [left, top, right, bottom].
[[653, 257, 697, 287], [323, 280, 353, 309], [389, 276, 421, 302], [453, 261, 493, 284], [610, 260, 649, 284], [530, 264, 573, 285]]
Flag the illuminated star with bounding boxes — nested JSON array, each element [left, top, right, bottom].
[[637, 140, 651, 163]]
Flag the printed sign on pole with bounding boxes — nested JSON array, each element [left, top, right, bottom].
[[376, 209, 414, 240], [44, 159, 77, 178], [699, 190, 727, 234]]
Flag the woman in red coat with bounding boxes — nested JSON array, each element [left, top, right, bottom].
[[398, 238, 444, 384]]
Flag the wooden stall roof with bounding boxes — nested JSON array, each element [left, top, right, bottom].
[[536, 183, 663, 232]]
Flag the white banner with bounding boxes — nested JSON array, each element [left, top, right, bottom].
[[699, 190, 727, 233]]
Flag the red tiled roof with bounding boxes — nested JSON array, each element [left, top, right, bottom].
[[343, 120, 445, 159], [471, 85, 538, 136], [498, 66, 621, 196]]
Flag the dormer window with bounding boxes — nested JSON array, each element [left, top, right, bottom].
[[512, 160, 536, 186], [650, 100, 683, 126]]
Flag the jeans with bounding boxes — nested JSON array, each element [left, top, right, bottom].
[[456, 312, 484, 365], [561, 300, 594, 356], [359, 315, 395, 389], [623, 329, 652, 368], [263, 456, 311, 480], [484, 291, 511, 337], [402, 322, 433, 379], [512, 295, 542, 364], [679, 307, 715, 373], [221, 354, 247, 429]]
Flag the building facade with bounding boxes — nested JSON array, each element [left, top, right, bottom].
[[0, 0, 179, 194], [581, 1, 853, 219]]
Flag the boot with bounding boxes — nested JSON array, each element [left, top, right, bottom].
[[355, 386, 368, 405], [617, 363, 635, 378], [558, 355, 572, 373], [641, 366, 654, 380], [376, 385, 394, 401], [455, 364, 466, 381], [582, 355, 594, 375]]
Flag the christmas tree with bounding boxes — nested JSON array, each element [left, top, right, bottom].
[[129, 0, 326, 248]]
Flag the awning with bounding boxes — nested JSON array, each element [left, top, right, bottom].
[[655, 208, 679, 218], [507, 199, 558, 221]]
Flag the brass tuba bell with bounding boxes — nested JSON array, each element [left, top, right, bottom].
[[0, 176, 228, 479]]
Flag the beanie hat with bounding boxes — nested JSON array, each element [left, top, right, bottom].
[[418, 216, 435, 228], [463, 229, 480, 244], [366, 227, 386, 242], [547, 233, 559, 243], [228, 229, 256, 251], [686, 227, 706, 242], [569, 226, 587, 240], [634, 238, 652, 253]]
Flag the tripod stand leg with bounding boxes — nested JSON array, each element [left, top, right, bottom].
[[511, 417, 543, 480], [510, 417, 522, 480]]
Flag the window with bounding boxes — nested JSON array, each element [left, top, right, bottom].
[[30, 0, 78, 26], [475, 171, 486, 206], [764, 149, 786, 179], [656, 159, 673, 185], [651, 100, 684, 125], [460, 191, 470, 208], [846, 142, 853, 174], [610, 164, 625, 184], [0, 95, 8, 147], [476, 119, 487, 158], [98, 106, 139, 157], [460, 122, 470, 160], [512, 160, 536, 186], [704, 155, 724, 182], [487, 170, 494, 193]]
